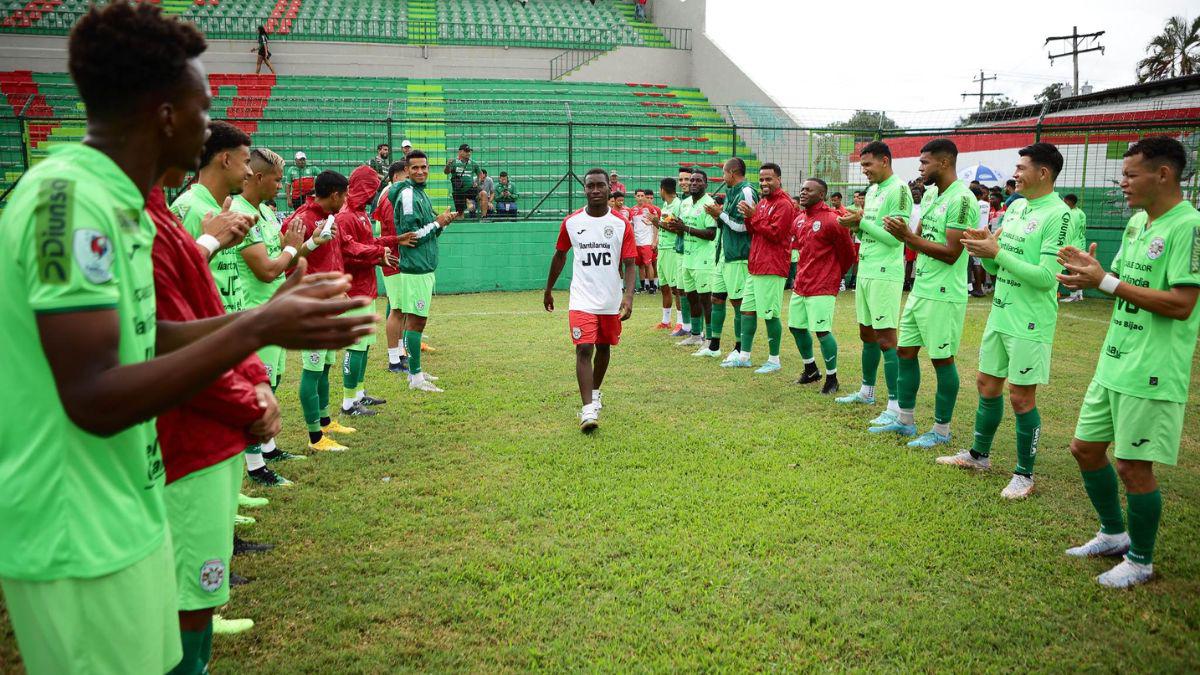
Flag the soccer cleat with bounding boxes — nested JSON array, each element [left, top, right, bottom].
[[754, 361, 782, 375], [387, 359, 408, 373], [720, 350, 741, 365], [234, 514, 256, 526], [308, 436, 348, 453], [229, 572, 251, 587], [669, 325, 688, 337], [907, 431, 951, 449], [593, 391, 603, 410], [233, 536, 274, 556], [692, 347, 721, 357], [247, 466, 293, 487], [1001, 474, 1036, 500], [410, 377, 445, 393], [421, 341, 436, 353], [868, 421, 917, 437], [340, 402, 377, 417], [721, 354, 752, 368], [1066, 531, 1131, 558], [676, 334, 704, 346], [580, 404, 599, 433], [1097, 558, 1154, 589], [359, 394, 387, 406], [821, 375, 840, 395], [795, 365, 822, 385], [423, 372, 440, 381], [237, 493, 269, 508], [322, 420, 357, 434], [653, 322, 671, 330], [936, 450, 991, 470], [263, 449, 306, 462], [869, 409, 899, 426], [835, 391, 875, 405], [212, 615, 255, 635]]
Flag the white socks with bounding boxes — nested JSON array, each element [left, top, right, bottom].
[[887, 399, 901, 415], [245, 451, 266, 472], [861, 384, 876, 399], [898, 408, 916, 425], [355, 390, 365, 402], [342, 396, 356, 410], [262, 438, 276, 453], [932, 422, 951, 436], [662, 308, 672, 323], [767, 355, 780, 365], [388, 347, 401, 364], [803, 357, 815, 365]]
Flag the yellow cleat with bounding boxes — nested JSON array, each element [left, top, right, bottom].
[[322, 420, 357, 434], [308, 436, 348, 452]]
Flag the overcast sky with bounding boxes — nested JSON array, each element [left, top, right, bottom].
[[705, 0, 1197, 127]]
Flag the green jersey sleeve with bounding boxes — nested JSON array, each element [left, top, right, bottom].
[[994, 207, 1069, 292], [1167, 221, 1200, 287], [945, 193, 975, 231], [858, 182, 906, 247], [25, 178, 121, 313]]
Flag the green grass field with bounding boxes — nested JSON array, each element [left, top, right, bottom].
[[3, 289, 1199, 672]]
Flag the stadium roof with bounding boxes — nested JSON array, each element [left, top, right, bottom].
[[964, 73, 1200, 125]]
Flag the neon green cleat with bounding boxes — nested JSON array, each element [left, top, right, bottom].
[[234, 514, 256, 526], [212, 615, 254, 635], [237, 493, 269, 509]]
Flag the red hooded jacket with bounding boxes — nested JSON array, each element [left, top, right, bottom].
[[147, 187, 268, 484], [792, 200, 856, 297], [283, 198, 341, 274], [337, 166, 399, 298], [372, 185, 401, 277], [746, 189, 797, 277]]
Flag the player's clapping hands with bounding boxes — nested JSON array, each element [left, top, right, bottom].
[[837, 209, 863, 230], [737, 200, 756, 220], [703, 202, 723, 219], [1057, 242, 1105, 290], [258, 258, 377, 349], [281, 218, 305, 251], [961, 227, 1000, 259], [202, 196, 255, 251], [882, 216, 911, 241]]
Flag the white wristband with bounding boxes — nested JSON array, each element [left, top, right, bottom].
[[196, 234, 220, 255], [304, 238, 319, 252], [282, 245, 298, 258], [1098, 275, 1120, 295]]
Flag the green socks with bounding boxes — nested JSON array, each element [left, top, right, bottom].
[[882, 347, 898, 402], [817, 332, 837, 372], [318, 364, 331, 419], [1014, 407, 1041, 475], [972, 395, 1004, 457], [356, 346, 370, 390], [897, 356, 920, 410], [765, 318, 782, 357], [690, 311, 703, 336], [404, 330, 422, 375], [1081, 465, 1126, 536], [680, 295, 691, 325], [342, 349, 366, 391], [731, 308, 742, 347], [791, 327, 813, 360], [710, 302, 726, 339], [861, 342, 882, 386], [933, 362, 959, 425], [299, 368, 323, 432], [1126, 489, 1162, 565], [741, 312, 757, 353], [168, 626, 210, 675]]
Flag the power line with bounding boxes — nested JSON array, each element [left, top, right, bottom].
[[961, 70, 1002, 112], [1045, 26, 1105, 96]]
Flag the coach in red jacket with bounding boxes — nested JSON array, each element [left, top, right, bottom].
[[790, 177, 856, 393], [735, 162, 796, 373]]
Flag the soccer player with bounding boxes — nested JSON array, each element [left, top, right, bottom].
[[375, 160, 411, 372], [1059, 192, 1088, 303], [669, 169, 717, 346], [0, 5, 375, 672], [790, 177, 856, 393], [612, 191, 631, 223], [1057, 137, 1200, 588], [734, 162, 796, 373], [543, 169, 636, 432], [834, 142, 911, 423], [872, 139, 972, 448], [389, 150, 461, 392], [829, 192, 848, 215], [667, 167, 695, 337], [937, 143, 1073, 500], [635, 189, 661, 293], [653, 177, 685, 330], [702, 157, 757, 362]]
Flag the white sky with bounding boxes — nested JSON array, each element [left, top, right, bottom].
[[705, 0, 1197, 127]]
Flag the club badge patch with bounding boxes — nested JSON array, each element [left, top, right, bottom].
[[604, 225, 614, 239], [199, 558, 225, 592], [812, 221, 821, 232], [72, 229, 114, 284], [416, 299, 426, 311], [1147, 236, 1165, 260], [572, 326, 582, 339], [308, 351, 321, 365], [1024, 218, 1038, 234]]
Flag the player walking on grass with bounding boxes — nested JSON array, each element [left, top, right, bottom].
[[937, 143, 1073, 500], [670, 169, 717, 346], [702, 157, 757, 362], [734, 163, 796, 373], [653, 177, 684, 330], [0, 6, 376, 672], [1056, 136, 1200, 588], [544, 169, 636, 432], [789, 178, 855, 393], [871, 139, 972, 448], [835, 142, 910, 420], [388, 150, 461, 392]]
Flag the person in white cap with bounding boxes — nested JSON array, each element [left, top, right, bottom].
[[401, 139, 413, 155], [284, 150, 319, 208]]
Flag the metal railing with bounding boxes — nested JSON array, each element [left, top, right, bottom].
[[550, 49, 606, 81]]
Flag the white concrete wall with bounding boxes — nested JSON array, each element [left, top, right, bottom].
[[563, 45, 691, 86], [646, 0, 704, 32]]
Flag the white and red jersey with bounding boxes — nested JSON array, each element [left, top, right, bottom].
[[556, 208, 636, 314], [629, 204, 659, 246]]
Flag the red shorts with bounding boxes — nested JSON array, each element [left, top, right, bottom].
[[569, 310, 622, 346], [636, 245, 656, 266]]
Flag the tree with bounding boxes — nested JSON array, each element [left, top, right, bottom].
[[980, 96, 1018, 112], [828, 110, 898, 142], [1035, 83, 1064, 103], [1136, 15, 1200, 83]]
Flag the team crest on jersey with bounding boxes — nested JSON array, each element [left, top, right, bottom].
[[72, 229, 115, 284], [603, 225, 615, 239], [416, 299, 426, 311], [572, 326, 582, 339], [1024, 219, 1038, 234], [812, 221, 821, 232], [308, 351, 321, 365], [199, 558, 225, 592], [1147, 236, 1165, 260]]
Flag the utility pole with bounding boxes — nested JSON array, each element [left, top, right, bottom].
[[961, 70, 1001, 112], [1045, 26, 1105, 96]]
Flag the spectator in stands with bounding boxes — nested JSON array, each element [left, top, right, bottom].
[[635, 0, 648, 20], [369, 143, 390, 179], [610, 171, 626, 196], [445, 143, 482, 215], [284, 151, 319, 208], [400, 139, 413, 156], [495, 171, 519, 217], [253, 25, 275, 75], [472, 169, 495, 220]]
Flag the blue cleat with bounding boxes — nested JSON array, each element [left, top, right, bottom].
[[835, 391, 875, 405], [907, 431, 951, 449], [868, 421, 917, 437], [869, 409, 898, 426], [754, 361, 782, 374]]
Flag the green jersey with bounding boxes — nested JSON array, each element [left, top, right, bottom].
[[659, 197, 685, 252], [718, 180, 757, 263], [982, 192, 1072, 343], [1067, 205, 1088, 249], [0, 143, 165, 581], [495, 180, 518, 203], [447, 157, 482, 192], [389, 180, 442, 274], [170, 184, 245, 314], [858, 174, 911, 282], [912, 179, 974, 303], [232, 197, 285, 308], [1094, 200, 1200, 403], [681, 193, 717, 269]]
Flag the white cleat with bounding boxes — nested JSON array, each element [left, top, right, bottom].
[[692, 346, 721, 357], [1066, 531, 1131, 558], [936, 449, 992, 471], [592, 391, 603, 410], [1001, 473, 1035, 500], [409, 375, 444, 393], [720, 350, 742, 365], [1097, 558, 1154, 589], [676, 335, 704, 346], [579, 404, 599, 432]]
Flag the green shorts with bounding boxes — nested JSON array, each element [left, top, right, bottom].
[[978, 329, 1052, 385], [1075, 380, 1184, 466], [788, 294, 836, 332], [382, 273, 405, 309], [854, 277, 903, 329], [1, 534, 181, 675], [257, 344, 287, 388], [741, 274, 785, 319], [682, 265, 714, 294], [897, 296, 967, 359], [344, 302, 376, 351], [301, 347, 338, 373], [374, 267, 386, 299], [712, 259, 748, 300], [400, 271, 435, 317], [657, 248, 678, 288], [164, 453, 241, 611]]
